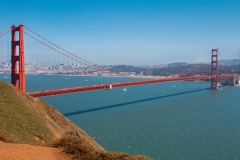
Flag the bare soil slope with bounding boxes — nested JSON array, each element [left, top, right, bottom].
[[0, 141, 71, 160]]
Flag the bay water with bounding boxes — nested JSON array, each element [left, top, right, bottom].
[[1, 74, 240, 159]]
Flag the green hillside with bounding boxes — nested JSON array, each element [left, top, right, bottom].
[[0, 80, 150, 159], [0, 80, 52, 144]]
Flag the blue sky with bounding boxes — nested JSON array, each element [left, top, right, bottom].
[[1, 0, 240, 65]]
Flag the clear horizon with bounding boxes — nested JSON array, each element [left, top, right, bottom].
[[1, 0, 240, 65]]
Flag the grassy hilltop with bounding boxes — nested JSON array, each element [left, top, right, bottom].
[[0, 80, 150, 160]]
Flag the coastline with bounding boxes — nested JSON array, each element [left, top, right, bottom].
[[0, 73, 157, 79]]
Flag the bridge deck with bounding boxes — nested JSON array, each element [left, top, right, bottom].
[[27, 75, 233, 98]]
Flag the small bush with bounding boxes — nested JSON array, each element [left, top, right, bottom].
[[0, 132, 12, 143], [52, 136, 150, 160]]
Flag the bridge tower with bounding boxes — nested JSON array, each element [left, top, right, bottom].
[[211, 49, 218, 89], [11, 24, 26, 92]]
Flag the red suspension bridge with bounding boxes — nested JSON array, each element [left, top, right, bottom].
[[0, 24, 238, 97]]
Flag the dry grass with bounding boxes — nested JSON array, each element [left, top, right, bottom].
[[52, 136, 150, 160]]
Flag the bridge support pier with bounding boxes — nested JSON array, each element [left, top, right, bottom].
[[229, 74, 240, 86], [235, 75, 239, 85], [210, 49, 218, 90], [11, 24, 26, 92], [227, 75, 236, 86]]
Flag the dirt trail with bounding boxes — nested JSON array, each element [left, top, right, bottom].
[[0, 141, 71, 160]]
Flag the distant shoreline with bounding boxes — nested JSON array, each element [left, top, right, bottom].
[[0, 73, 157, 79]]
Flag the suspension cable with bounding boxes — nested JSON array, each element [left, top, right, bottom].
[[174, 51, 211, 76], [24, 25, 95, 66]]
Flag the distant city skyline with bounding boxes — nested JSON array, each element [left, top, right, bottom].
[[1, 0, 240, 65]]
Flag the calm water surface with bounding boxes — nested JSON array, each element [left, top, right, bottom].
[[1, 74, 240, 159]]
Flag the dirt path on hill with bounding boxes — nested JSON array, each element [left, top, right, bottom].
[[0, 141, 71, 160]]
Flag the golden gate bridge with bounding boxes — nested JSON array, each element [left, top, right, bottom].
[[0, 24, 238, 97]]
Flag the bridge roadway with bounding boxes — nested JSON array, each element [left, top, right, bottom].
[[28, 75, 234, 98]]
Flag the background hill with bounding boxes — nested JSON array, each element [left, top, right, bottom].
[[108, 63, 240, 76]]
